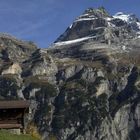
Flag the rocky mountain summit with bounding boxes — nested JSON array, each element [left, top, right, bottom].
[[0, 7, 140, 140]]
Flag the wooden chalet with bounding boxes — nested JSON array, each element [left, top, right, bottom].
[[0, 100, 29, 132]]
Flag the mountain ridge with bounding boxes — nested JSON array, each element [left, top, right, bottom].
[[54, 7, 140, 44], [0, 7, 140, 140]]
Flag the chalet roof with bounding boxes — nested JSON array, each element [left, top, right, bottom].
[[0, 100, 30, 109]]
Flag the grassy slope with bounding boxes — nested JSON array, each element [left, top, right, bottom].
[[0, 130, 39, 140]]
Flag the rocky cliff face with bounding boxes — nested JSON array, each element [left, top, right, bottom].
[[0, 8, 140, 140]]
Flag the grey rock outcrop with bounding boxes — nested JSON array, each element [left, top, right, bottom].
[[0, 8, 140, 140]]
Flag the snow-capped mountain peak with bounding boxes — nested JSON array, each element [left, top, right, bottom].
[[113, 12, 138, 23], [54, 8, 140, 46], [113, 12, 140, 35], [75, 7, 110, 22]]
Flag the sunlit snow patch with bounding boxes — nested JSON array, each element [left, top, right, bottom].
[[53, 36, 97, 46]]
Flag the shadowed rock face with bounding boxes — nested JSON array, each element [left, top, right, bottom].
[[0, 8, 140, 140]]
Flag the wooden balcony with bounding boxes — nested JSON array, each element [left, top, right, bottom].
[[0, 124, 22, 129]]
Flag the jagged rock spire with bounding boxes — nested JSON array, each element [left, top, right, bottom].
[[83, 7, 110, 18]]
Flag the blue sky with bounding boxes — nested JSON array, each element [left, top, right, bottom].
[[0, 0, 140, 48]]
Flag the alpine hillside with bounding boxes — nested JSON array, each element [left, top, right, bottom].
[[0, 7, 140, 140]]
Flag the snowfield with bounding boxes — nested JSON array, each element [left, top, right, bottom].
[[53, 36, 97, 46]]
